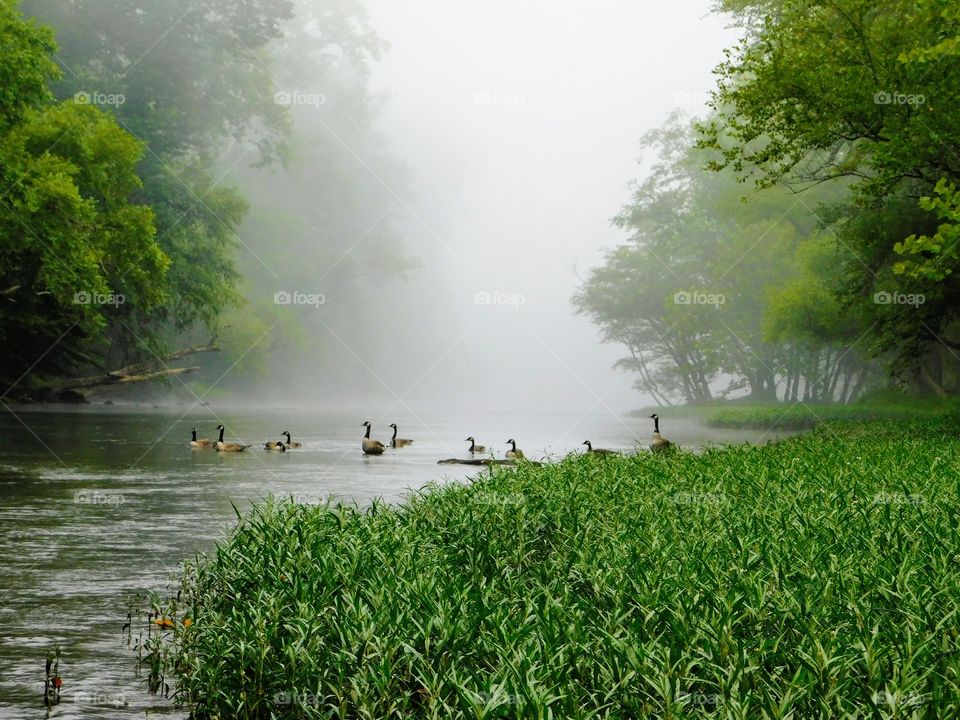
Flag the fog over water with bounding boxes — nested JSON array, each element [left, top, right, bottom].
[[327, 1, 740, 414]]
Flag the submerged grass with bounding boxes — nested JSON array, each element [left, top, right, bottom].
[[165, 417, 960, 718]]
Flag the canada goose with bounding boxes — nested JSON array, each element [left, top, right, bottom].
[[264, 439, 287, 451], [649, 414, 672, 452], [215, 425, 250, 452], [361, 421, 385, 455], [505, 439, 524, 460], [583, 440, 619, 455], [281, 431, 302, 448], [465, 436, 486, 453], [388, 423, 413, 448], [190, 428, 213, 448]]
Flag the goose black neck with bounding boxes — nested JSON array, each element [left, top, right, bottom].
[[364, 424, 371, 439], [653, 416, 660, 433], [191, 429, 197, 441], [218, 427, 225, 442], [468, 438, 475, 451], [391, 426, 398, 440], [283, 432, 291, 441]]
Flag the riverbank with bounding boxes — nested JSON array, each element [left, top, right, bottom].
[[633, 395, 960, 430], [157, 415, 960, 718]]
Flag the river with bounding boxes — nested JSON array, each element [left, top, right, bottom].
[[0, 404, 790, 718]]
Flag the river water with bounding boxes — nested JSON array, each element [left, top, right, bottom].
[[0, 404, 790, 718]]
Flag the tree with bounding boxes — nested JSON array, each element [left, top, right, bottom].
[[0, 0, 166, 389], [700, 0, 960, 391]]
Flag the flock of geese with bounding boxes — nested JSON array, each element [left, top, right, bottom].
[[189, 414, 673, 457]]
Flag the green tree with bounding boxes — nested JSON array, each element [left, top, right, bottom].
[[701, 0, 960, 391], [0, 0, 166, 389]]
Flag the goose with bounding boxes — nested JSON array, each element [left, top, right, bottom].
[[583, 440, 619, 455], [264, 439, 287, 451], [190, 428, 213, 448], [465, 436, 486, 453], [388, 423, 413, 448], [505, 439, 524, 460], [361, 421, 386, 455], [215, 425, 250, 452], [281, 431, 302, 448], [649, 414, 672, 452]]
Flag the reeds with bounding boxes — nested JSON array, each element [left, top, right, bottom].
[[153, 417, 960, 718]]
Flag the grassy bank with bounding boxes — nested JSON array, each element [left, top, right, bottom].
[[633, 395, 960, 430], [160, 417, 960, 718]]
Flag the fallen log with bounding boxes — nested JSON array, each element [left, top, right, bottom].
[[53, 367, 202, 394]]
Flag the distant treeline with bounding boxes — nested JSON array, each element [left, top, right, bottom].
[[575, 0, 960, 405]]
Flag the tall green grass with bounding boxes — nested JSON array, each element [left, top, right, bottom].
[[160, 417, 960, 718]]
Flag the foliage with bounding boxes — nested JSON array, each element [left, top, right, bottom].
[[0, 2, 165, 385], [574, 113, 873, 406], [154, 417, 960, 718], [699, 0, 960, 386]]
